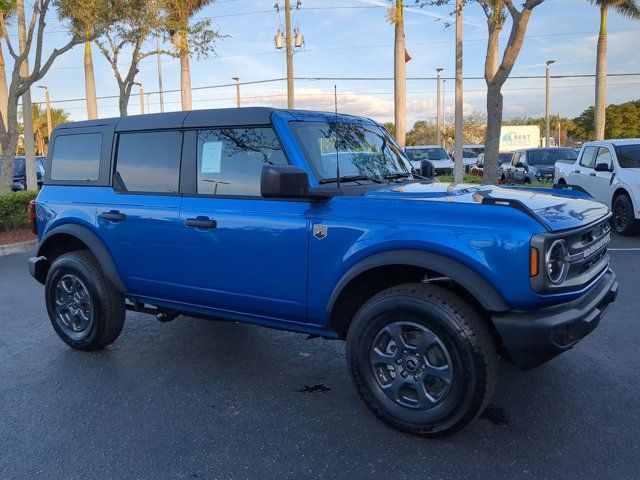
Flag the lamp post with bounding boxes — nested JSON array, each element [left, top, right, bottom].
[[442, 79, 447, 148], [454, 0, 464, 183], [232, 77, 241, 108], [545, 60, 555, 147], [436, 67, 443, 146], [36, 85, 52, 138], [134, 82, 144, 115]]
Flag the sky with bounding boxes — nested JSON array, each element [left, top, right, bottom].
[[7, 0, 640, 126]]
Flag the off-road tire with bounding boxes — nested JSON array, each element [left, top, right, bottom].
[[612, 193, 639, 236], [346, 283, 497, 437], [45, 250, 125, 350]]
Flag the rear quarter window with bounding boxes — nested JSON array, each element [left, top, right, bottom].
[[50, 133, 102, 181], [615, 144, 640, 168]]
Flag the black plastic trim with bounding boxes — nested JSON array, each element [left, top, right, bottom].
[[326, 249, 510, 323], [36, 224, 125, 292]]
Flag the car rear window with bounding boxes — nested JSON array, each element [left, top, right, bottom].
[[115, 131, 182, 193], [615, 144, 640, 168], [50, 133, 102, 181]]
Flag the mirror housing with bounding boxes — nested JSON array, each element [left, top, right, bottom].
[[420, 160, 435, 178], [261, 165, 310, 198], [594, 162, 611, 172], [515, 162, 525, 169]]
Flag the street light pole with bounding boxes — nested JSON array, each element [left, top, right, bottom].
[[37, 86, 52, 138], [442, 79, 447, 148], [134, 82, 144, 115], [436, 68, 443, 147], [454, 0, 464, 183], [545, 60, 555, 147], [284, 0, 294, 109], [156, 34, 164, 113], [232, 77, 241, 108]]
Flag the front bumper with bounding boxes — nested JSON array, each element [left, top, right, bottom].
[[491, 269, 618, 369]]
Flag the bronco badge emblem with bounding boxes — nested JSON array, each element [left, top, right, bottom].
[[313, 225, 328, 240]]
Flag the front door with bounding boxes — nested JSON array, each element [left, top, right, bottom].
[[583, 146, 615, 205], [178, 127, 309, 324], [568, 145, 598, 192]]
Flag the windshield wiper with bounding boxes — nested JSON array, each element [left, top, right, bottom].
[[383, 172, 412, 180], [319, 174, 385, 185]]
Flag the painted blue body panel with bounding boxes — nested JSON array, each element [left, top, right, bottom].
[[34, 109, 613, 337]]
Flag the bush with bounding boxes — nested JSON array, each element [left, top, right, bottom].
[[0, 190, 38, 233]]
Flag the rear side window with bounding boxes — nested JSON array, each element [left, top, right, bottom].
[[50, 133, 102, 181], [196, 127, 287, 196], [615, 144, 640, 168], [580, 146, 597, 168], [115, 131, 182, 193]]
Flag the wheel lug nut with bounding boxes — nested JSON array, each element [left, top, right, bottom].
[[395, 359, 402, 365], [414, 375, 420, 381], [401, 371, 408, 378]]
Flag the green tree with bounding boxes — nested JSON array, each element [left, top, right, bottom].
[[588, 0, 640, 139], [572, 100, 640, 140], [165, 0, 222, 111], [30, 104, 70, 154]]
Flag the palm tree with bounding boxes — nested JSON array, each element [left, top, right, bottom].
[[589, 0, 640, 140], [0, 2, 16, 139], [30, 104, 70, 155], [166, 0, 214, 111]]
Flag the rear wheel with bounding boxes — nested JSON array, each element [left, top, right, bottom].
[[45, 251, 125, 350], [346, 283, 497, 437], [612, 194, 639, 236]]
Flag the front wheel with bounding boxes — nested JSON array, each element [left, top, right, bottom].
[[612, 194, 639, 236], [346, 283, 497, 437], [45, 251, 125, 350]]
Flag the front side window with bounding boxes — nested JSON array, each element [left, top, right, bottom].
[[595, 147, 613, 168], [614, 144, 640, 168], [115, 131, 182, 193], [290, 121, 411, 182], [580, 146, 598, 168], [196, 127, 287, 196], [511, 153, 521, 166], [50, 133, 102, 181]]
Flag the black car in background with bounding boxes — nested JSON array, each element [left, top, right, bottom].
[[501, 148, 578, 184], [0, 156, 46, 190]]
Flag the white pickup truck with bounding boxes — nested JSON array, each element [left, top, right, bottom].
[[554, 139, 640, 235]]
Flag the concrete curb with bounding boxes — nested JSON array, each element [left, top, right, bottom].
[[0, 240, 38, 257]]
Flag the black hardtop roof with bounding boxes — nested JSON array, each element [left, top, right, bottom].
[[55, 107, 280, 132], [54, 107, 378, 134]]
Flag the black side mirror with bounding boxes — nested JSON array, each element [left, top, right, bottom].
[[420, 160, 435, 177], [261, 165, 310, 198], [515, 162, 525, 169], [594, 162, 611, 172]]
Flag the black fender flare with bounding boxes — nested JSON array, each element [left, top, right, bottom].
[[36, 223, 125, 292], [326, 249, 510, 320]]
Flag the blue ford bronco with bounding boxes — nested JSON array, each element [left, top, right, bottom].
[[29, 108, 618, 436]]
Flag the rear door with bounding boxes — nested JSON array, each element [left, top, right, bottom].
[[177, 127, 309, 323], [568, 145, 598, 191], [96, 130, 183, 298]]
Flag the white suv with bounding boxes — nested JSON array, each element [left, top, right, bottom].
[[554, 139, 640, 235]]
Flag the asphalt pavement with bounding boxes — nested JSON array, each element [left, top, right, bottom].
[[1, 237, 639, 480]]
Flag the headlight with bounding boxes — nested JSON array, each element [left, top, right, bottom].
[[545, 239, 568, 285]]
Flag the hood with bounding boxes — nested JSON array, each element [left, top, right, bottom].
[[363, 181, 609, 231], [529, 165, 555, 173]]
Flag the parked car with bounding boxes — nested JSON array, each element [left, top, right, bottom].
[[555, 139, 640, 235], [470, 152, 513, 177], [404, 145, 454, 175], [450, 145, 484, 173], [29, 108, 617, 437], [502, 148, 578, 184], [0, 155, 46, 190]]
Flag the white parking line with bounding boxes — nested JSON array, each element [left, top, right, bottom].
[[609, 248, 640, 251]]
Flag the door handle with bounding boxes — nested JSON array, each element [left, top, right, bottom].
[[186, 216, 217, 229], [99, 211, 126, 222], [574, 169, 581, 173], [589, 172, 596, 177]]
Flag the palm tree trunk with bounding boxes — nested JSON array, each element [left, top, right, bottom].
[[393, 0, 406, 147], [84, 41, 99, 119], [594, 6, 607, 140], [177, 30, 192, 111]]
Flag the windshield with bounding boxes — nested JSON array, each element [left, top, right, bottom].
[[615, 144, 640, 168], [528, 149, 577, 166], [499, 153, 513, 164], [290, 121, 412, 182], [462, 147, 484, 158], [405, 147, 448, 161]]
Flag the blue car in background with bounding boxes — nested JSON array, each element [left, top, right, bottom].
[[28, 108, 617, 436], [0, 155, 46, 190]]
